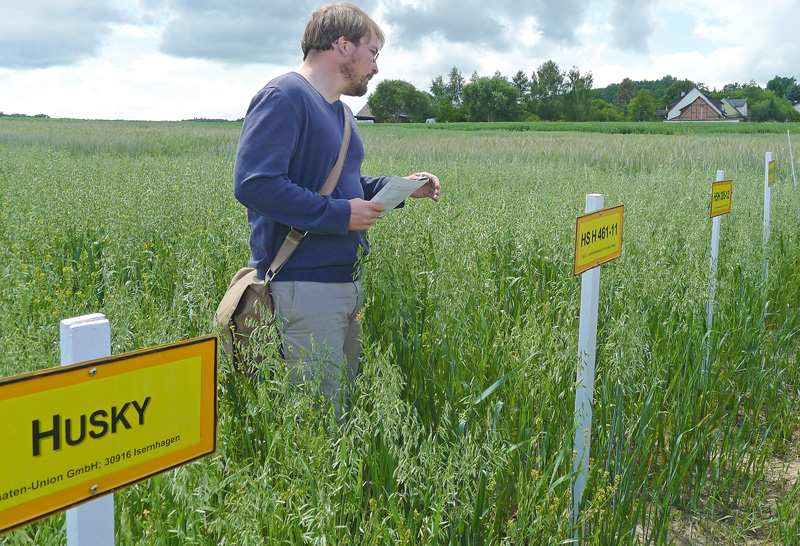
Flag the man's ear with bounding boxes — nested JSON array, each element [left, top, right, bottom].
[[334, 36, 350, 57]]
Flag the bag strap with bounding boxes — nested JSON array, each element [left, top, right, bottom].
[[319, 105, 352, 195], [265, 105, 352, 282]]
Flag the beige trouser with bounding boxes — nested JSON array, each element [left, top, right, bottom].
[[269, 280, 363, 417]]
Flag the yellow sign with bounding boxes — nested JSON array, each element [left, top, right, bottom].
[[710, 179, 733, 217], [0, 336, 217, 534], [768, 160, 776, 187], [574, 205, 624, 276]]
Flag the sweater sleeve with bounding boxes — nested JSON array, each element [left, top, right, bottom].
[[233, 87, 351, 236], [361, 175, 407, 210], [360, 175, 390, 201]]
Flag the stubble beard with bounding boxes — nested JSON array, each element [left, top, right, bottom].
[[340, 56, 369, 97]]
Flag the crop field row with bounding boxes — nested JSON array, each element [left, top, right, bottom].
[[1, 118, 799, 544]]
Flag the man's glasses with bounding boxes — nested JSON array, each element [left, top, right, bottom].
[[337, 39, 379, 63]]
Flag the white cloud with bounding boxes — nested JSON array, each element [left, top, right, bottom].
[[0, 1, 124, 69], [0, 0, 798, 120], [609, 0, 657, 53]]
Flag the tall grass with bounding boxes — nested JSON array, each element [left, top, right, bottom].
[[1, 118, 799, 544]]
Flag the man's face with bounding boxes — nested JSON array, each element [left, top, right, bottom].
[[340, 31, 379, 97]]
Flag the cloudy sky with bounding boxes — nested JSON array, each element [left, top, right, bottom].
[[1, 0, 797, 121]]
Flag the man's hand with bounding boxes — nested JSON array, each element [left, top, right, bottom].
[[349, 198, 386, 231], [407, 172, 441, 202]]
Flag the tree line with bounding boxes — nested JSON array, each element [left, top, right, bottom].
[[0, 112, 50, 119], [366, 62, 800, 124]]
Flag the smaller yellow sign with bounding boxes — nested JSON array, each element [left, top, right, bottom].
[[574, 205, 624, 276], [710, 179, 733, 218], [0, 336, 217, 535], [768, 160, 776, 187]]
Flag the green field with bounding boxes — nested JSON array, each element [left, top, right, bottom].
[[1, 118, 800, 544]]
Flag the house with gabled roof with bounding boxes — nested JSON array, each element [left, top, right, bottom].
[[355, 103, 410, 123], [355, 104, 375, 123], [666, 87, 748, 122], [722, 98, 748, 118]]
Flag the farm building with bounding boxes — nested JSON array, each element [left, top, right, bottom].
[[666, 88, 748, 122], [355, 104, 375, 123], [354, 103, 411, 123]]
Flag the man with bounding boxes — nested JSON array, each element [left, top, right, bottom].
[[233, 3, 440, 417]]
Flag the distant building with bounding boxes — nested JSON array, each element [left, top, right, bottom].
[[355, 104, 375, 123], [666, 88, 748, 122], [794, 101, 800, 114], [722, 98, 748, 118], [355, 103, 411, 123]]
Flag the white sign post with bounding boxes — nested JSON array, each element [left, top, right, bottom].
[[60, 313, 115, 546], [704, 170, 726, 374], [571, 193, 603, 540]]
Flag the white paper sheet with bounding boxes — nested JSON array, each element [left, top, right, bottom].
[[370, 176, 428, 217]]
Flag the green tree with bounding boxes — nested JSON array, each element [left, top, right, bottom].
[[766, 76, 796, 99], [593, 83, 618, 105], [446, 67, 465, 106], [563, 66, 594, 121], [628, 90, 657, 121], [729, 82, 766, 103], [590, 99, 622, 121], [721, 82, 743, 94], [729, 86, 800, 122], [788, 84, 800, 104], [462, 74, 522, 122], [594, 75, 676, 105], [749, 99, 772, 122], [526, 70, 541, 119], [512, 69, 535, 118], [430, 75, 447, 102], [614, 77, 636, 113], [532, 60, 564, 121], [512, 70, 530, 96], [432, 98, 456, 122], [429, 68, 470, 121], [368, 80, 433, 123]]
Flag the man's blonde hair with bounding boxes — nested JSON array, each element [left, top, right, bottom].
[[301, 3, 385, 60]]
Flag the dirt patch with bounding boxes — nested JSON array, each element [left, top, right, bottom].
[[665, 443, 800, 546]]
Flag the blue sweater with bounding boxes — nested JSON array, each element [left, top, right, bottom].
[[233, 73, 388, 282]]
